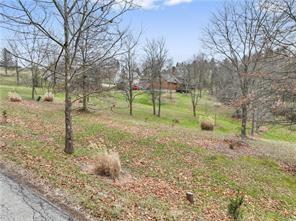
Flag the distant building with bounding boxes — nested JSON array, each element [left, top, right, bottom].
[[142, 67, 183, 91]]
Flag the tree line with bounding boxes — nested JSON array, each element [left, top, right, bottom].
[[0, 0, 295, 154]]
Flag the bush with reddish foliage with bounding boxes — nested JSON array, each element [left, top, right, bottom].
[[201, 121, 214, 131]]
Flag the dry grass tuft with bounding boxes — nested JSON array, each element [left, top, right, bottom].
[[43, 92, 54, 102], [94, 151, 121, 180], [8, 92, 22, 102], [201, 121, 214, 131]]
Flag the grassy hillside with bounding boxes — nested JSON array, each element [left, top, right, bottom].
[[1, 77, 295, 142], [0, 73, 296, 220]]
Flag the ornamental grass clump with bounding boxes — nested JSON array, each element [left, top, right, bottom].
[[94, 151, 121, 180], [43, 92, 54, 102], [8, 92, 22, 102]]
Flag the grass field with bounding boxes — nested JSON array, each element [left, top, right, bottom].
[[0, 72, 296, 220]]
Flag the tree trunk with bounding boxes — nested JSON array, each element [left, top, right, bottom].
[[157, 94, 161, 117], [82, 94, 87, 111], [53, 70, 57, 94], [241, 104, 248, 139], [31, 70, 35, 100], [191, 91, 197, 117], [209, 80, 214, 95], [152, 95, 156, 115], [5, 66, 7, 75], [192, 104, 196, 117], [129, 80, 133, 116], [82, 75, 87, 111], [251, 110, 256, 137], [16, 59, 19, 85], [63, 0, 74, 154], [32, 84, 35, 99], [255, 113, 260, 133], [157, 74, 161, 117], [129, 99, 133, 116], [129, 95, 133, 116], [64, 90, 73, 154]]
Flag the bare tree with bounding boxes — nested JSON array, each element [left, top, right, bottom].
[[175, 62, 191, 95], [143, 38, 168, 117], [262, 0, 296, 126], [0, 48, 14, 75], [73, 17, 126, 112], [0, 0, 134, 153], [120, 34, 141, 116], [9, 29, 51, 99], [183, 55, 208, 117], [208, 58, 217, 95], [203, 0, 276, 139], [15, 57, 20, 85]]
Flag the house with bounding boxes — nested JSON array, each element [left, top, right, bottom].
[[142, 67, 182, 91], [161, 70, 182, 91]]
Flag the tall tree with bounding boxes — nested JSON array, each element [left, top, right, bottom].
[[183, 55, 208, 117], [0, 48, 14, 75], [0, 0, 133, 153], [15, 57, 20, 85], [120, 34, 141, 116], [203, 0, 276, 139], [263, 0, 296, 126], [143, 38, 168, 117], [9, 29, 51, 99]]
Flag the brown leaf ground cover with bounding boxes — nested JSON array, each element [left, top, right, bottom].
[[0, 93, 296, 220]]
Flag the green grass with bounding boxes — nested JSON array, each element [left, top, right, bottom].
[[1, 69, 294, 142], [263, 125, 296, 142], [93, 91, 295, 142], [0, 84, 64, 101], [1, 73, 296, 220]]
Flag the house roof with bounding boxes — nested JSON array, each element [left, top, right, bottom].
[[162, 71, 182, 84]]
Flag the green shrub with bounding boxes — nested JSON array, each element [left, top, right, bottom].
[[228, 190, 244, 220]]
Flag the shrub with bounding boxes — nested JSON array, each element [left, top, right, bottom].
[[8, 92, 22, 102], [228, 190, 244, 220], [201, 121, 214, 131], [94, 151, 121, 180], [172, 119, 180, 124], [43, 92, 54, 102], [2, 110, 7, 124]]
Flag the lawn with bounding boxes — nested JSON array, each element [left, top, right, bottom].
[[0, 78, 295, 220]]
